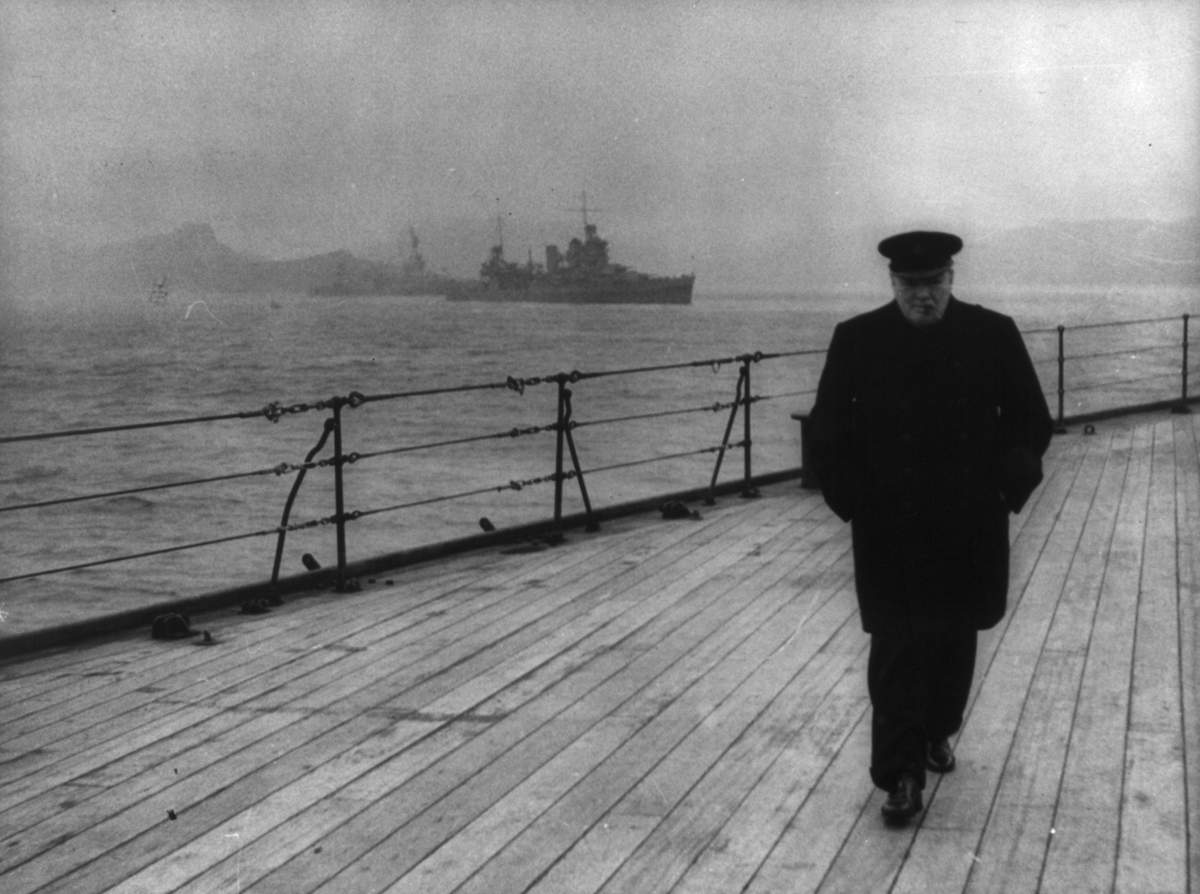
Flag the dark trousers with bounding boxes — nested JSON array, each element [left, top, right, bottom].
[[867, 626, 977, 791]]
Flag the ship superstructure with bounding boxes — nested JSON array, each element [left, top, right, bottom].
[[447, 197, 694, 304], [309, 226, 455, 297]]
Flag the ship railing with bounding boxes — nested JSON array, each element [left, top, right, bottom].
[[0, 313, 1194, 636], [0, 350, 818, 602], [1021, 312, 1193, 430]]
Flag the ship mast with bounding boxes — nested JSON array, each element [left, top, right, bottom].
[[569, 192, 602, 231], [403, 225, 426, 273]]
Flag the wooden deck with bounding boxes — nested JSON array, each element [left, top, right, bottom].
[[1, 411, 1197, 894]]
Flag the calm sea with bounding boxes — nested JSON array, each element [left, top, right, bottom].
[[1, 286, 1195, 638]]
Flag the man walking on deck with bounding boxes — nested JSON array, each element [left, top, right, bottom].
[[807, 230, 1053, 825]]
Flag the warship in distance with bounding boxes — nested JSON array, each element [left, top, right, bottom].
[[309, 227, 457, 297], [445, 197, 694, 305]]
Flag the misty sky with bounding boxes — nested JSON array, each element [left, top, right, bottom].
[[2, 0, 1196, 289]]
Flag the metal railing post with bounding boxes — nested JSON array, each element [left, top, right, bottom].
[[790, 412, 819, 488], [553, 375, 567, 531], [741, 356, 759, 498], [706, 367, 745, 505], [271, 418, 336, 590], [1054, 325, 1068, 433], [1173, 313, 1191, 414], [332, 401, 348, 590], [560, 389, 599, 532]]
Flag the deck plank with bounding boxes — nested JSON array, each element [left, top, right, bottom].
[[449, 576, 857, 894], [0, 562, 492, 777], [1038, 423, 1151, 893], [1, 413, 1196, 894], [1, 551, 611, 884], [938, 426, 1125, 894], [128, 497, 818, 894], [1176, 413, 1200, 894], [266, 504, 828, 894], [1115, 420, 1190, 894], [587, 613, 866, 894], [0, 560, 487, 725], [0, 553, 601, 824], [525, 587, 861, 894]]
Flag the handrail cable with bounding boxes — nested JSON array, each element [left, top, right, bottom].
[[358, 355, 753, 404], [1063, 342, 1178, 362], [1018, 315, 1184, 337], [352, 442, 744, 522], [0, 387, 802, 515], [1059, 314, 1180, 333], [359, 351, 819, 403], [0, 463, 299, 514], [345, 387, 802, 463], [0, 394, 367, 446], [1033, 343, 1183, 367], [562, 391, 822, 434], [1065, 372, 1180, 395], [0, 522, 317, 585], [571, 350, 815, 384], [0, 409, 269, 445], [0, 352, 799, 445], [351, 423, 558, 462], [357, 379, 532, 404], [754, 389, 817, 402], [569, 401, 740, 430], [581, 442, 746, 477], [353, 474, 574, 519]]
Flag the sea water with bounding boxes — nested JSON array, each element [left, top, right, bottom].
[[1, 286, 1195, 638]]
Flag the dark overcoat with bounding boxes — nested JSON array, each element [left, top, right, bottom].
[[808, 297, 1053, 633]]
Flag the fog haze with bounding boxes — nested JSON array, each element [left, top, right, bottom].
[[2, 0, 1196, 292]]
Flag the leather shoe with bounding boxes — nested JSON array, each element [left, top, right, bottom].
[[881, 773, 923, 825], [927, 738, 956, 773]]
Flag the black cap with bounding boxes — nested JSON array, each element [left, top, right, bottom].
[[878, 230, 963, 277]]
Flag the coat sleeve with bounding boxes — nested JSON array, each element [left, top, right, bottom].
[[808, 322, 857, 522], [995, 316, 1054, 514]]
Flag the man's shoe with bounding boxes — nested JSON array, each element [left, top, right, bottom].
[[881, 773, 923, 826], [927, 738, 956, 773]]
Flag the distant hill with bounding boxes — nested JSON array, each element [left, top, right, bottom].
[[645, 215, 1200, 293], [0, 222, 459, 298], [965, 217, 1199, 287]]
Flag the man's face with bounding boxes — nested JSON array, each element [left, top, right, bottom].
[[891, 270, 953, 328]]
